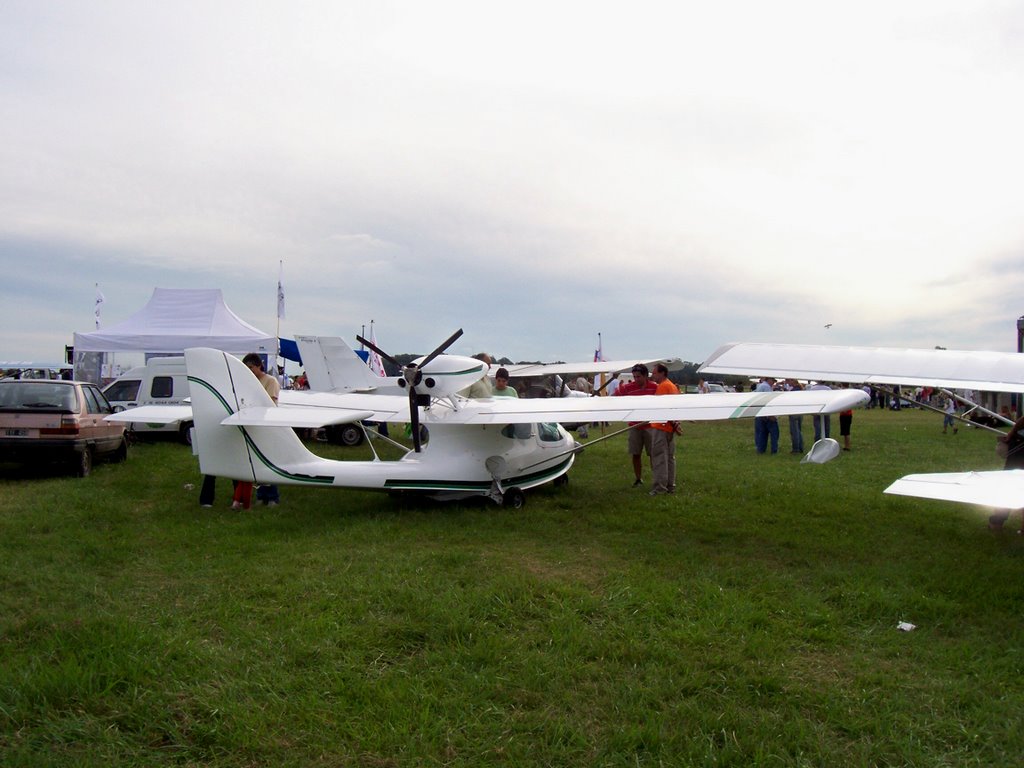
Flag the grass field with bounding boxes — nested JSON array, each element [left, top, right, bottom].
[[2, 408, 1022, 766]]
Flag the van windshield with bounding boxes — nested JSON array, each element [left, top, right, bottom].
[[103, 379, 141, 402]]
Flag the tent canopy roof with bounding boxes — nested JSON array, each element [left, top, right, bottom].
[[73, 288, 276, 354]]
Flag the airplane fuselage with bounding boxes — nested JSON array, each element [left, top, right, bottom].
[[240, 421, 577, 501]]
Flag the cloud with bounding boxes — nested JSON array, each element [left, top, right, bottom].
[[3, 2, 1024, 362]]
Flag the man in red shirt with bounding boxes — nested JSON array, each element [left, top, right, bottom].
[[614, 364, 659, 487], [649, 363, 680, 495]]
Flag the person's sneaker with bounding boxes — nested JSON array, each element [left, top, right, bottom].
[[231, 501, 242, 510], [632, 479, 643, 487], [267, 501, 279, 507], [201, 504, 212, 508]]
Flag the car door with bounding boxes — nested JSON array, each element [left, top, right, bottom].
[[82, 385, 121, 452]]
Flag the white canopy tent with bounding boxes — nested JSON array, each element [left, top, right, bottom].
[[73, 288, 276, 354]]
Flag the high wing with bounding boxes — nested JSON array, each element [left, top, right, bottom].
[[699, 342, 1024, 393], [267, 386, 867, 427], [107, 345, 866, 431], [885, 470, 1024, 510], [503, 358, 687, 378]]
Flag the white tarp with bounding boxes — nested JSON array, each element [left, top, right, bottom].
[[73, 288, 276, 354]]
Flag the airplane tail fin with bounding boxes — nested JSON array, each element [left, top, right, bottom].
[[185, 348, 327, 484], [295, 335, 383, 392]]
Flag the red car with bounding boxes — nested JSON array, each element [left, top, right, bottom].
[[0, 379, 128, 477]]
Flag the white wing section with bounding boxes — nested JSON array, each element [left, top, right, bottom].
[[885, 470, 1024, 509], [108, 358, 867, 430], [274, 387, 867, 426], [504, 358, 686, 377], [105, 405, 194, 425], [295, 335, 393, 393], [700, 342, 1024, 393], [221, 408, 375, 428]]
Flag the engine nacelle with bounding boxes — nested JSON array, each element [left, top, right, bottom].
[[413, 354, 489, 398]]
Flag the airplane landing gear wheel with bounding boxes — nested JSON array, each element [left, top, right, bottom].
[[502, 487, 526, 509]]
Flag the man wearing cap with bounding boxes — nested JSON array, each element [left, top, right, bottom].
[[614, 363, 658, 487]]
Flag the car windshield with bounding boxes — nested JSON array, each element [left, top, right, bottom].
[[0, 382, 77, 412]]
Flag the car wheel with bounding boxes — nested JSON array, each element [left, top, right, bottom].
[[179, 421, 194, 446], [554, 473, 569, 487], [112, 437, 128, 463], [75, 447, 93, 478]]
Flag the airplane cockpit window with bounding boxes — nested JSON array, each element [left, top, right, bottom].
[[537, 423, 561, 442], [501, 424, 533, 439]]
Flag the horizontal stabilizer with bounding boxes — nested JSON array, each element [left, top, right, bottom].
[[885, 470, 1024, 509], [105, 405, 193, 425], [222, 407, 374, 428]]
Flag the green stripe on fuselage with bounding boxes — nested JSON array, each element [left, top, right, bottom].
[[189, 374, 335, 484], [383, 455, 573, 492]]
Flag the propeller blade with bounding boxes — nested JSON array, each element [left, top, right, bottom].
[[418, 328, 464, 370], [355, 335, 401, 368]]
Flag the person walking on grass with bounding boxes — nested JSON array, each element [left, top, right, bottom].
[[942, 396, 958, 434]]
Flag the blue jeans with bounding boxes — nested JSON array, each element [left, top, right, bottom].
[[789, 415, 804, 452], [256, 484, 280, 504], [755, 417, 779, 454]]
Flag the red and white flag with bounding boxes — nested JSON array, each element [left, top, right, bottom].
[[367, 321, 387, 377]]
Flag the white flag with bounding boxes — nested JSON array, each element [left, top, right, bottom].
[[593, 332, 607, 394], [276, 261, 286, 320], [368, 322, 387, 377], [94, 284, 106, 329]]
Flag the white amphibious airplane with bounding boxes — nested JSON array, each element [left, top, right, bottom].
[[108, 333, 867, 507], [699, 341, 1024, 512]]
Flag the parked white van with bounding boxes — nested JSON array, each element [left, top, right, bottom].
[[102, 357, 193, 443]]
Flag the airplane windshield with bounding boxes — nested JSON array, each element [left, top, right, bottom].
[[538, 423, 561, 442]]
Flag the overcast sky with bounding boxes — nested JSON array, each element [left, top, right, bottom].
[[3, 1, 1024, 366]]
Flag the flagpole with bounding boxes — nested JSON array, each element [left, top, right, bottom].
[[94, 283, 105, 381], [276, 260, 284, 363]]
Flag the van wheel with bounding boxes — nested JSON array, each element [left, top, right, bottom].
[[180, 422, 194, 446], [327, 424, 365, 447], [75, 447, 93, 478]]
